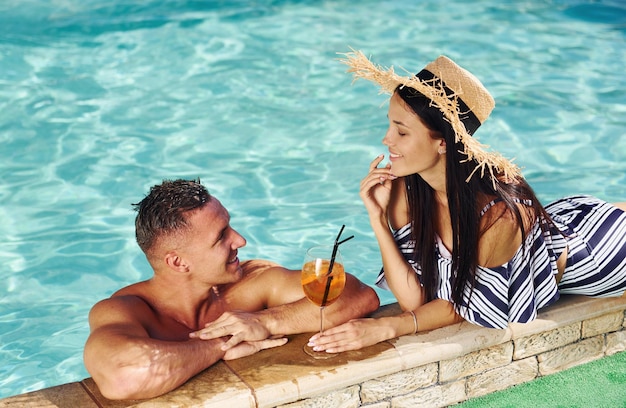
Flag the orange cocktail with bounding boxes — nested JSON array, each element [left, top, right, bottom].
[[301, 259, 346, 307], [301, 244, 347, 359]]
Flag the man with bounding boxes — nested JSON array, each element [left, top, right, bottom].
[[83, 179, 379, 400]]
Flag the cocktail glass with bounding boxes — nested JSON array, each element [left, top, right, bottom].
[[301, 245, 346, 359]]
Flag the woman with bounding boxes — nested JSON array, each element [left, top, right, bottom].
[[308, 50, 626, 353]]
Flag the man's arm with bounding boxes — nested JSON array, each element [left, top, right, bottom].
[[259, 268, 380, 334], [84, 296, 285, 400], [190, 265, 380, 348], [84, 296, 226, 400]]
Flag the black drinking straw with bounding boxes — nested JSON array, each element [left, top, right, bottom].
[[320, 225, 354, 307]]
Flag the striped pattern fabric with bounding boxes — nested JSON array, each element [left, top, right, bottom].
[[547, 196, 626, 297], [375, 195, 626, 329]]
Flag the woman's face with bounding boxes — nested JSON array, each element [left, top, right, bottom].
[[383, 92, 446, 181]]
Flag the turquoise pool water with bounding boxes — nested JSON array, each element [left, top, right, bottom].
[[1, 0, 625, 399]]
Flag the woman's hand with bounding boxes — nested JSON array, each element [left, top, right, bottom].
[[360, 154, 396, 219], [306, 318, 396, 353]]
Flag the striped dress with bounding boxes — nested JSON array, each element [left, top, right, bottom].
[[375, 195, 626, 329]]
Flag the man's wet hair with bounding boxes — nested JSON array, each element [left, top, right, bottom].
[[132, 178, 211, 253]]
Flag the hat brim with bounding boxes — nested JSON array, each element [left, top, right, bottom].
[[339, 49, 521, 182]]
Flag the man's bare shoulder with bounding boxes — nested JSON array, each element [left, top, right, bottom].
[[219, 259, 303, 309], [239, 259, 301, 286], [109, 279, 151, 298], [88, 292, 153, 328], [88, 280, 159, 332]]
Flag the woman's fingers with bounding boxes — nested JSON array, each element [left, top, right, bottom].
[[307, 319, 377, 353], [369, 154, 385, 171], [361, 162, 394, 188], [360, 171, 394, 192], [365, 155, 394, 178]]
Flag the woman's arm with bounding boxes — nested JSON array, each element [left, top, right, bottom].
[[360, 158, 425, 310], [307, 298, 463, 353], [369, 206, 426, 311]]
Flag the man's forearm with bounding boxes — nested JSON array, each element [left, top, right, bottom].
[[86, 334, 226, 400], [259, 274, 379, 335]]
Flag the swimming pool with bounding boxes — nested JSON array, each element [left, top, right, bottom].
[[1, 0, 625, 399]]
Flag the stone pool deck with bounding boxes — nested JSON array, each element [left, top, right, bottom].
[[1, 294, 626, 408]]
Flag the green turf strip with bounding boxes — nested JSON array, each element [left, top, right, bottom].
[[456, 351, 626, 408]]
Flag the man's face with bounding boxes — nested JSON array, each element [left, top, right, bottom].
[[177, 198, 247, 285]]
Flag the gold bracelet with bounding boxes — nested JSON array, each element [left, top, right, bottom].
[[408, 310, 418, 334]]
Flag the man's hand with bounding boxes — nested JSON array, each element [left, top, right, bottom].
[[189, 311, 271, 350], [222, 338, 288, 360]]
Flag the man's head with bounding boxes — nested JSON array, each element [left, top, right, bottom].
[[132, 178, 246, 283], [133, 178, 211, 256]]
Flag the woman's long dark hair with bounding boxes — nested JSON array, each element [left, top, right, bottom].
[[396, 85, 553, 308]]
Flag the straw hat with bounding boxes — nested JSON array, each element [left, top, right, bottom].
[[340, 50, 521, 181]]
